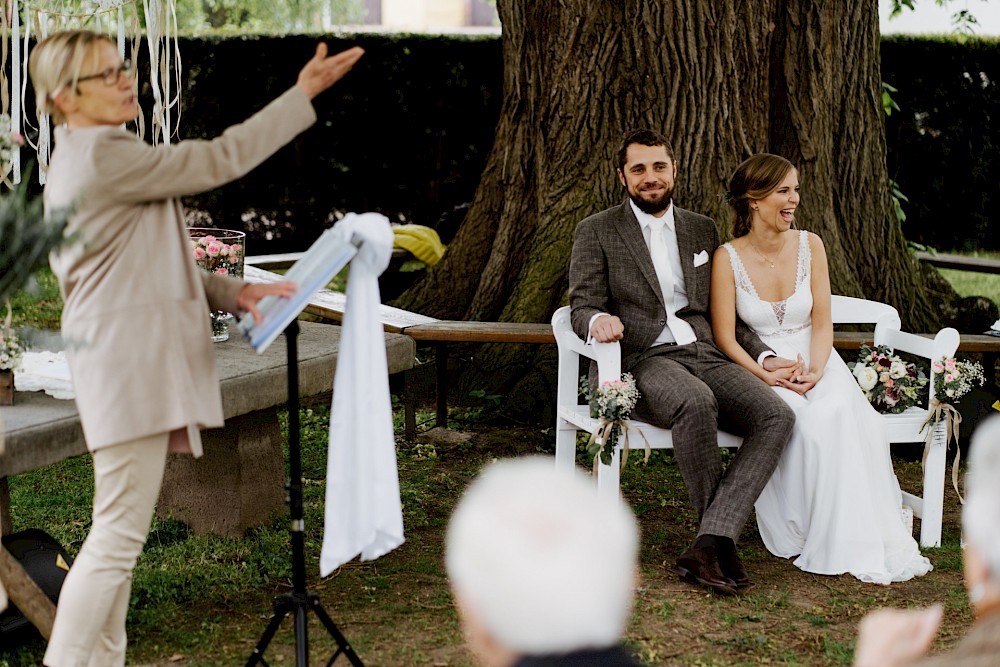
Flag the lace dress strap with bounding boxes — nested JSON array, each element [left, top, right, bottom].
[[722, 242, 762, 301], [795, 229, 811, 287]]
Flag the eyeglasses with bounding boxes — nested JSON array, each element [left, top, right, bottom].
[[76, 60, 132, 87]]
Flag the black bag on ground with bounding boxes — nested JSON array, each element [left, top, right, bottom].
[[0, 528, 74, 639]]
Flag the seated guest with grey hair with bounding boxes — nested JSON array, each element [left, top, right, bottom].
[[852, 414, 1000, 667], [446, 458, 642, 667]]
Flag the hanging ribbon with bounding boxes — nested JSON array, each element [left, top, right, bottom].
[[4, 0, 176, 177], [587, 418, 652, 478], [920, 398, 965, 504]]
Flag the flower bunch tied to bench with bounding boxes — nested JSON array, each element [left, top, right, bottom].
[[849, 344, 928, 414], [922, 355, 986, 502], [579, 373, 649, 471]]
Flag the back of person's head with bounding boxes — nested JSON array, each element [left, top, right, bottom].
[[29, 30, 114, 124], [616, 128, 675, 171], [446, 457, 639, 658], [964, 415, 1000, 580], [726, 153, 796, 238]]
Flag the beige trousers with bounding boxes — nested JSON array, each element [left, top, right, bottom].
[[44, 432, 169, 667]]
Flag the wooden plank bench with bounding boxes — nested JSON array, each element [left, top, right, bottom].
[[245, 265, 555, 437], [914, 251, 1000, 275], [0, 321, 415, 637], [245, 261, 1000, 438]]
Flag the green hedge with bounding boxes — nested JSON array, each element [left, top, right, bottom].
[[17, 33, 997, 253], [142, 33, 502, 252], [881, 35, 1000, 252]]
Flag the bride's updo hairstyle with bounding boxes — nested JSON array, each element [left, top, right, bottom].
[[726, 153, 795, 239]]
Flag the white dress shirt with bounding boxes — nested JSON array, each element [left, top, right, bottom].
[[631, 200, 697, 345]]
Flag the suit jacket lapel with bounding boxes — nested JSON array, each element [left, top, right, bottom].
[[614, 200, 664, 303], [674, 208, 701, 306]]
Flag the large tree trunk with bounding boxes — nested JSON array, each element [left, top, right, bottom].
[[394, 0, 937, 412]]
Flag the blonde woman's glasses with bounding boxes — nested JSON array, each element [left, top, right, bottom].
[[76, 60, 131, 87]]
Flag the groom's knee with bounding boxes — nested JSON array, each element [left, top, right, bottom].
[[760, 399, 795, 440]]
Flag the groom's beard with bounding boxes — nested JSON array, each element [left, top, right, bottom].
[[628, 183, 674, 215]]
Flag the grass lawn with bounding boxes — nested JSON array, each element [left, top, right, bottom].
[[0, 401, 972, 667], [934, 249, 1000, 306], [0, 262, 992, 666]]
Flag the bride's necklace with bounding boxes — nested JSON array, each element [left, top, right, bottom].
[[748, 235, 786, 269]]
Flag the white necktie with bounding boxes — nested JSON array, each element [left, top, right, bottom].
[[648, 218, 697, 345], [649, 218, 674, 308]]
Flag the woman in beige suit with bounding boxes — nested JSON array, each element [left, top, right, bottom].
[[29, 30, 363, 667]]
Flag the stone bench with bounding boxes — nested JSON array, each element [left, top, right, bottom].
[[0, 321, 415, 537], [0, 320, 414, 638]]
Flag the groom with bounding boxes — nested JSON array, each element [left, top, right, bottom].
[[568, 129, 796, 594]]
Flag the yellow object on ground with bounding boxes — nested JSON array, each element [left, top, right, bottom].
[[392, 225, 446, 266]]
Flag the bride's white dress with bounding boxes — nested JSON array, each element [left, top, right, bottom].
[[723, 231, 932, 584]]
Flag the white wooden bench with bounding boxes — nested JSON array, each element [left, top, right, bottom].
[[552, 296, 960, 548]]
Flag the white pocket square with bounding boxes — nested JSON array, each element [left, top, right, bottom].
[[693, 250, 709, 267]]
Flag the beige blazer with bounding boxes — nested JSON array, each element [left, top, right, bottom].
[[45, 86, 316, 454]]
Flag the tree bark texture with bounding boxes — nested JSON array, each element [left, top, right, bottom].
[[395, 0, 937, 406]]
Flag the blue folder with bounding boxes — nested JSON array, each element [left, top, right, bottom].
[[237, 228, 360, 353]]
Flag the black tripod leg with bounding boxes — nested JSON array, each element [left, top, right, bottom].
[[310, 595, 365, 667], [245, 603, 291, 667], [295, 603, 310, 667]]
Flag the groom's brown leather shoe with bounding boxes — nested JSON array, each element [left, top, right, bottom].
[[674, 538, 739, 595], [717, 541, 752, 589]]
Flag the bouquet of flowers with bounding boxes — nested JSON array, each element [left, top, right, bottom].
[[0, 305, 24, 372], [579, 373, 645, 468], [190, 234, 244, 277], [189, 230, 245, 340], [849, 344, 928, 414], [923, 356, 986, 504], [930, 356, 985, 403]]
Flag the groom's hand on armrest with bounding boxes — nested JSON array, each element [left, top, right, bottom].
[[589, 314, 624, 343]]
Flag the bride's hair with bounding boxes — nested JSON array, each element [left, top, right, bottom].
[[726, 153, 796, 238]]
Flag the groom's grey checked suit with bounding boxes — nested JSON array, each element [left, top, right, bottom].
[[569, 200, 794, 540]]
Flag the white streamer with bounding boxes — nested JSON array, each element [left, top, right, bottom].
[[4, 0, 180, 178]]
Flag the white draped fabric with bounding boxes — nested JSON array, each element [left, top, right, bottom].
[[320, 213, 404, 576]]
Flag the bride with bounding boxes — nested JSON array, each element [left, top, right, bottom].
[[709, 153, 932, 584]]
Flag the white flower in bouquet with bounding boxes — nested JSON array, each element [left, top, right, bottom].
[[0, 324, 25, 372], [854, 364, 879, 392]]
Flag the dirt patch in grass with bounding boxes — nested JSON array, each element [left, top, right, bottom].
[[2, 421, 971, 667]]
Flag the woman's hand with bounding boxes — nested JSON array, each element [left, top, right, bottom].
[[296, 44, 365, 100], [236, 281, 298, 324], [761, 355, 804, 385], [777, 370, 821, 394], [774, 355, 821, 394]]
